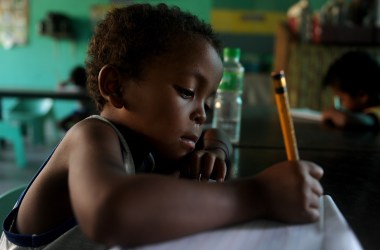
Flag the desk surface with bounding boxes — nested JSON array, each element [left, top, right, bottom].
[[238, 106, 380, 152], [0, 88, 90, 100], [233, 107, 380, 250]]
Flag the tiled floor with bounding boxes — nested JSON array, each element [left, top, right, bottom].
[[0, 140, 55, 195]]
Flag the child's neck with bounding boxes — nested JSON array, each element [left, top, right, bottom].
[[112, 122, 152, 170]]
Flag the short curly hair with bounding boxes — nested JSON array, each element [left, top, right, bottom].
[[323, 50, 380, 101], [86, 3, 222, 111]]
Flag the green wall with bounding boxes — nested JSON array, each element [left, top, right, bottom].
[[0, 0, 210, 90], [1, 0, 106, 89], [0, 0, 329, 117], [0, 0, 211, 118]]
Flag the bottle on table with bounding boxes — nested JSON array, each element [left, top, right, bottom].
[[212, 47, 245, 144]]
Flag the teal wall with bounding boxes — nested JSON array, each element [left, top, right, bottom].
[[1, 0, 106, 89], [0, 0, 210, 90], [0, 0, 329, 117], [0, 0, 329, 89], [0, 0, 212, 118]]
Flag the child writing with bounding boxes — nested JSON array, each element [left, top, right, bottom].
[[322, 50, 380, 130], [1, 3, 323, 249]]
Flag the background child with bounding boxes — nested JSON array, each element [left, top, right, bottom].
[[1, 3, 323, 249], [57, 65, 97, 131], [322, 50, 380, 130]]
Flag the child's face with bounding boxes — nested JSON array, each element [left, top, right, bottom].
[[333, 87, 368, 112], [119, 37, 223, 161]]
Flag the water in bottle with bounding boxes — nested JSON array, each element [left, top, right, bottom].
[[212, 48, 244, 144]]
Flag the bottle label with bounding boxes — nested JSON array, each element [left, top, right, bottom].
[[218, 71, 244, 92]]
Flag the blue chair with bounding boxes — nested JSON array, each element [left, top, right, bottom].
[[0, 121, 26, 168], [0, 185, 26, 228], [7, 98, 55, 145]]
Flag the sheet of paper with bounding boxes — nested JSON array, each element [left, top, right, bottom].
[[291, 108, 322, 122], [111, 195, 362, 250]]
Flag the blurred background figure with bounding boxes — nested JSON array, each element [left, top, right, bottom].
[[321, 50, 380, 130], [57, 66, 96, 131]]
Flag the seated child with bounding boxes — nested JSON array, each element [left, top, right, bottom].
[[322, 50, 380, 130], [57, 66, 97, 131], [0, 3, 323, 249]]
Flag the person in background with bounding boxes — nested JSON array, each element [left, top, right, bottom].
[[57, 66, 96, 131], [322, 50, 380, 130], [0, 4, 323, 249]]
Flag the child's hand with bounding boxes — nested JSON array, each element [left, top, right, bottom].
[[322, 108, 349, 128], [254, 160, 324, 223], [180, 148, 227, 182], [322, 108, 377, 129]]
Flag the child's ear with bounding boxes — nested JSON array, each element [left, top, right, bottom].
[[98, 64, 124, 108]]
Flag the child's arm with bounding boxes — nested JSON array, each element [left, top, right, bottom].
[[65, 121, 323, 247], [322, 108, 378, 129]]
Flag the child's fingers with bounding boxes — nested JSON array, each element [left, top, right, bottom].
[[311, 178, 324, 196], [306, 162, 324, 180], [200, 154, 215, 181], [214, 159, 227, 182], [308, 191, 321, 209], [188, 152, 201, 179], [305, 206, 320, 221], [201, 154, 227, 182]]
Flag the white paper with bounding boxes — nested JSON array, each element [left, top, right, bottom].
[[291, 108, 322, 122]]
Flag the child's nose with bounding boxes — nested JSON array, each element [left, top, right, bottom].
[[191, 105, 207, 124]]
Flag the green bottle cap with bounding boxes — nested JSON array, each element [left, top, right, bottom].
[[223, 48, 241, 61], [218, 48, 243, 92]]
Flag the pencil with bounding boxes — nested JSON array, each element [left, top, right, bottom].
[[271, 70, 299, 161]]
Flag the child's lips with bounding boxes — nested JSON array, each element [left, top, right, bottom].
[[180, 135, 199, 149]]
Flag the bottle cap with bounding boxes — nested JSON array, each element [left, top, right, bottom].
[[218, 48, 243, 92], [223, 48, 241, 61]]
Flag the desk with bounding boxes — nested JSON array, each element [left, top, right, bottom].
[[238, 106, 380, 151], [0, 88, 92, 118], [0, 88, 91, 100], [232, 106, 380, 250]]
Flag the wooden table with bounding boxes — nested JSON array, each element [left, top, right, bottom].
[[232, 106, 380, 250]]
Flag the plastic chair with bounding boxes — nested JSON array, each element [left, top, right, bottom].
[[0, 185, 26, 227], [7, 98, 55, 145], [0, 121, 26, 168]]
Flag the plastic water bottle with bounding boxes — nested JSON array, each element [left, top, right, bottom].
[[212, 48, 244, 144]]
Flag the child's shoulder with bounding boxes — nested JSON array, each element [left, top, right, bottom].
[[63, 116, 121, 147]]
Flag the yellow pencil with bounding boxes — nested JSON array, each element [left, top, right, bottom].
[[271, 70, 299, 161]]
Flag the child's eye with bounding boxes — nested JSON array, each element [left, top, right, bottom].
[[175, 86, 194, 99]]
